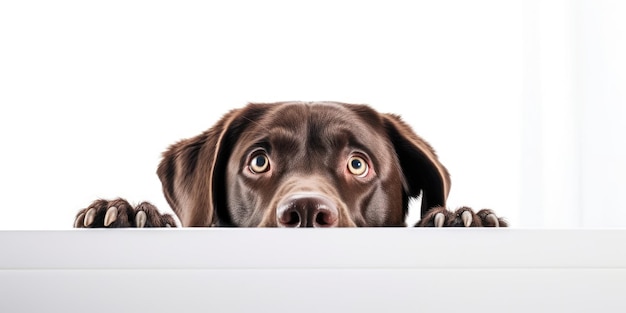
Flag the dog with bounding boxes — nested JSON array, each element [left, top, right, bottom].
[[73, 101, 507, 228]]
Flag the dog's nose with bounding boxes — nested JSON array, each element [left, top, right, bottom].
[[276, 194, 339, 227]]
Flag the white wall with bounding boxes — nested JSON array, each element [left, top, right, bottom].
[[522, 0, 626, 227], [0, 0, 623, 229]]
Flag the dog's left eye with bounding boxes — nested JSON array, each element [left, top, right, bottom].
[[347, 156, 368, 177], [249, 154, 270, 173]]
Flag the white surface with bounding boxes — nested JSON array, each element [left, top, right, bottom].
[[1, 229, 625, 312]]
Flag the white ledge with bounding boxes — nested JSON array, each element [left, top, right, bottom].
[[1, 229, 625, 313], [2, 228, 626, 269]]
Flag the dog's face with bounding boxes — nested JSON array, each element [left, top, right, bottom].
[[157, 102, 450, 227], [226, 103, 405, 227]]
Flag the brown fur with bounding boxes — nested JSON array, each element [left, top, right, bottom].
[[74, 102, 507, 228]]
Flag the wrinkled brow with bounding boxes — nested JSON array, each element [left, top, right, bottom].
[[247, 127, 302, 154]]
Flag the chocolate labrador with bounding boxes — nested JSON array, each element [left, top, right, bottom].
[[74, 102, 507, 228]]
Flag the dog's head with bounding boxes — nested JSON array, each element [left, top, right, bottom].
[[157, 102, 450, 227]]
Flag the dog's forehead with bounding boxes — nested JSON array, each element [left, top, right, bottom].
[[230, 102, 394, 159], [235, 102, 393, 160], [260, 102, 379, 132]]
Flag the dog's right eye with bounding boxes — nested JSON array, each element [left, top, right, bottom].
[[249, 154, 270, 173]]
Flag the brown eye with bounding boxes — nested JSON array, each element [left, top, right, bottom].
[[347, 156, 368, 176], [249, 153, 270, 173]]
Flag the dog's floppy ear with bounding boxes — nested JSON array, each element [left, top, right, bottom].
[[157, 103, 271, 226], [383, 114, 451, 217]]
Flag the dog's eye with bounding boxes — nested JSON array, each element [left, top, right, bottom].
[[347, 156, 368, 177], [249, 154, 270, 173]]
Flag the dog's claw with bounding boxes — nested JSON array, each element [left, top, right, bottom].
[[461, 211, 472, 227], [434, 213, 445, 227], [84, 208, 96, 227], [165, 223, 172, 227], [486, 213, 500, 227], [104, 206, 118, 227], [136, 211, 147, 228], [74, 212, 85, 228]]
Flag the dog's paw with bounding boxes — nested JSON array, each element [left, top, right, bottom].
[[415, 206, 508, 227], [74, 198, 177, 228]]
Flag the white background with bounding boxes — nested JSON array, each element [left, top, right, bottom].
[[0, 0, 624, 229]]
